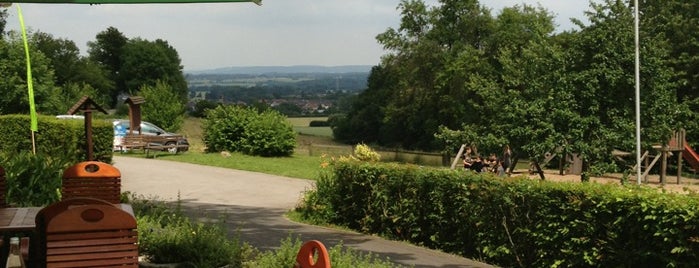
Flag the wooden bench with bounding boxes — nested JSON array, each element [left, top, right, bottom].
[[118, 134, 188, 157]]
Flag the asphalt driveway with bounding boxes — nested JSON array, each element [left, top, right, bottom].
[[113, 156, 496, 268]]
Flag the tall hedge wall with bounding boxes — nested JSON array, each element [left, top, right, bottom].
[[300, 160, 699, 267], [0, 115, 113, 163]]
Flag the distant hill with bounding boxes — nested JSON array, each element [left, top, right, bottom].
[[186, 65, 373, 75]]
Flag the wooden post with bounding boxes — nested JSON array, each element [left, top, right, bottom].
[[677, 150, 683, 184], [84, 108, 94, 161], [660, 146, 667, 185], [450, 144, 466, 170], [66, 96, 107, 161]]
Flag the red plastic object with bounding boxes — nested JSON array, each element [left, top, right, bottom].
[[295, 240, 331, 268]]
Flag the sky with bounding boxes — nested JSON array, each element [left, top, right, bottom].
[[5, 0, 591, 71]]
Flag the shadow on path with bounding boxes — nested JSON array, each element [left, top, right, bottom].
[[173, 200, 496, 268]]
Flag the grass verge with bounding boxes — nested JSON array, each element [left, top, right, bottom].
[[147, 151, 325, 181]]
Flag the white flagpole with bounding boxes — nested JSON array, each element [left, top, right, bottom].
[[634, 0, 642, 184]]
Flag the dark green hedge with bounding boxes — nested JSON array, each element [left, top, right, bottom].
[[0, 115, 113, 163], [309, 120, 329, 127], [299, 160, 699, 267]]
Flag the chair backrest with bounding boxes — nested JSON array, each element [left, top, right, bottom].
[[62, 161, 122, 204], [35, 197, 138, 268], [0, 166, 7, 208], [295, 240, 331, 268]]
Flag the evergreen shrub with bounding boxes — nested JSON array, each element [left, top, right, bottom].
[[298, 160, 699, 267], [0, 115, 113, 163], [203, 105, 296, 156], [0, 151, 71, 206], [309, 120, 329, 127]]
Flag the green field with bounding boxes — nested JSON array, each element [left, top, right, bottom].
[[286, 117, 328, 127]]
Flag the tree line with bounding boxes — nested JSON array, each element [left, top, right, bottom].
[[331, 0, 699, 178], [0, 10, 187, 131]]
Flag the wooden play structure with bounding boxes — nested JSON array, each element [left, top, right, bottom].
[[615, 129, 699, 184]]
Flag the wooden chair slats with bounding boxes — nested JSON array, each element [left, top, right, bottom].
[[46, 242, 137, 255], [47, 250, 139, 262], [47, 230, 138, 242], [47, 257, 138, 268], [62, 161, 122, 204], [36, 198, 139, 268]]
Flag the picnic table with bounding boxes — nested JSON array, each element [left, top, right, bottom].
[[0, 207, 41, 232]]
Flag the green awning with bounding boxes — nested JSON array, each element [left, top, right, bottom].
[[5, 0, 260, 4]]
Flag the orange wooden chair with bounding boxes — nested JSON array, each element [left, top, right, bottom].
[[62, 161, 122, 204], [295, 240, 331, 268], [35, 197, 139, 267]]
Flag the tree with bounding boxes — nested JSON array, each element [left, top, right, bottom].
[[55, 82, 111, 114], [139, 80, 186, 132], [191, 99, 219, 118], [120, 38, 187, 103], [272, 102, 303, 117], [0, 8, 7, 37], [87, 27, 127, 106], [0, 31, 61, 115], [34, 31, 115, 107], [33, 31, 81, 86], [564, 0, 680, 177], [332, 65, 397, 145]]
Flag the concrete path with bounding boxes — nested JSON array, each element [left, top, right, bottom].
[[113, 156, 497, 268]]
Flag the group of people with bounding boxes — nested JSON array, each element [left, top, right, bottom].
[[462, 145, 512, 177]]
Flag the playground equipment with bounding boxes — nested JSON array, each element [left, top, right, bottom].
[[619, 129, 698, 184]]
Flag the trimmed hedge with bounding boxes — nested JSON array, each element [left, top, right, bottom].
[[309, 120, 329, 127], [298, 160, 699, 267], [0, 115, 113, 163]]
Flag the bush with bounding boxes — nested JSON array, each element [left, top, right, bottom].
[[309, 120, 329, 127], [1, 151, 72, 206], [139, 80, 186, 132], [203, 105, 296, 156], [248, 235, 400, 268], [0, 115, 113, 163], [297, 160, 699, 267], [131, 194, 402, 268], [132, 196, 245, 267], [351, 143, 381, 162]]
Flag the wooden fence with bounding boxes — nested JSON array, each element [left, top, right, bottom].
[[295, 143, 448, 167]]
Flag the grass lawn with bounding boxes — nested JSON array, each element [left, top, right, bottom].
[[151, 152, 325, 180], [128, 117, 331, 180]]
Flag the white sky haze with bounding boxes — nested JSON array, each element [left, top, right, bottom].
[[5, 1, 590, 71]]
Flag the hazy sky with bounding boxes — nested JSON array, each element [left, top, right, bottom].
[[5, 1, 590, 71]]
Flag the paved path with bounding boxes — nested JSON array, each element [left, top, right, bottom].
[[113, 156, 497, 268]]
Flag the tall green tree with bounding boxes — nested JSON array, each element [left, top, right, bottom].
[[642, 0, 699, 144], [0, 31, 60, 115], [120, 38, 187, 103], [0, 8, 7, 36], [332, 65, 398, 145], [34, 31, 114, 108], [565, 0, 680, 176], [87, 27, 127, 106], [370, 0, 496, 150], [139, 80, 186, 132]]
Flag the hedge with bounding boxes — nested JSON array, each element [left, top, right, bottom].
[[298, 160, 699, 267], [0, 114, 113, 163]]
